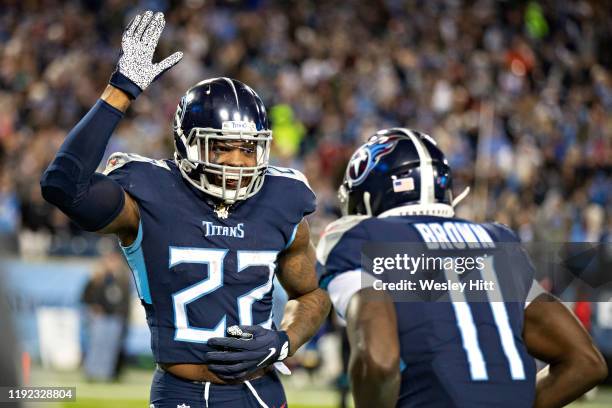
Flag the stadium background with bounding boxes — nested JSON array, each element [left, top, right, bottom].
[[0, 0, 610, 406]]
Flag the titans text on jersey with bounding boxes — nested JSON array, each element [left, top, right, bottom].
[[202, 222, 245, 238]]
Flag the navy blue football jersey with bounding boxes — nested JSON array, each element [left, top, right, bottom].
[[317, 214, 537, 408], [104, 153, 315, 363]]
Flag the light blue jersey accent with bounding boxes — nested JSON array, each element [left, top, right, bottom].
[[120, 221, 152, 304], [285, 222, 300, 249]]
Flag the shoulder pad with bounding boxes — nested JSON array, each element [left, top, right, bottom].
[[488, 222, 520, 242], [103, 152, 171, 175], [266, 166, 313, 192], [316, 215, 369, 265]]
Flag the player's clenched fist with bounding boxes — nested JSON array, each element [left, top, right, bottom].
[[109, 10, 183, 99]]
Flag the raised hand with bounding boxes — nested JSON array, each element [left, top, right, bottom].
[[109, 10, 183, 99]]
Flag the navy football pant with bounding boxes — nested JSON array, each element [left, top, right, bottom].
[[150, 367, 287, 408]]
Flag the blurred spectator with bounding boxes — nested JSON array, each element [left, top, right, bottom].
[[0, 0, 608, 255], [81, 251, 131, 381], [0, 169, 19, 253], [270, 104, 306, 159], [0, 272, 21, 396]]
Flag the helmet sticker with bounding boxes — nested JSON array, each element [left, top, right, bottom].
[[346, 135, 400, 187], [392, 176, 415, 193], [222, 121, 257, 132]]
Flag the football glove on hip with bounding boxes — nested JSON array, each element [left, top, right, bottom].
[[205, 325, 290, 381]]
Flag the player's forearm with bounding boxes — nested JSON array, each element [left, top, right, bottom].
[[40, 93, 126, 230], [44, 95, 125, 182], [349, 351, 400, 408], [279, 288, 331, 356], [535, 353, 607, 408], [346, 290, 401, 408]]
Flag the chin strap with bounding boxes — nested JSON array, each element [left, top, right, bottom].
[[363, 191, 373, 216], [452, 186, 470, 207]]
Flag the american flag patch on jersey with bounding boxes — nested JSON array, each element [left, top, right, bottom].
[[392, 177, 414, 192]]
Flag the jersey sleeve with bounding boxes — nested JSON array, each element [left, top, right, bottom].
[[264, 166, 316, 248], [525, 279, 548, 308], [317, 216, 369, 284], [484, 222, 537, 306], [103, 152, 172, 204], [316, 216, 375, 320], [266, 166, 316, 218], [485, 222, 521, 242]]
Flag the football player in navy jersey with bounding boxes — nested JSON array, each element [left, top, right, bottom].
[[317, 128, 606, 408], [40, 10, 330, 408]]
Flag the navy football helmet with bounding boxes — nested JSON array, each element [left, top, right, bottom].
[[173, 77, 272, 203], [339, 128, 469, 217]]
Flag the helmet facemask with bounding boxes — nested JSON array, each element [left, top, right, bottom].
[[175, 125, 272, 204]]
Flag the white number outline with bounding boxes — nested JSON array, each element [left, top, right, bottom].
[[169, 247, 277, 343], [445, 256, 526, 381], [237, 251, 278, 329]]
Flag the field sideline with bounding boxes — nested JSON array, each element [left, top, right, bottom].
[[25, 366, 612, 408]]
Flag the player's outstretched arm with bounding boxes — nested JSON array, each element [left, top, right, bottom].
[[40, 11, 181, 245], [345, 288, 401, 408], [524, 293, 608, 408]]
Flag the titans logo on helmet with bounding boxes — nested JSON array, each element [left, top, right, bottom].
[[346, 135, 401, 187]]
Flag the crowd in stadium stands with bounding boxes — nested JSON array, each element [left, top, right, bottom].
[[0, 0, 610, 257]]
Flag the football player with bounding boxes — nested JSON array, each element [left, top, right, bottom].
[[317, 128, 607, 408], [40, 10, 331, 408]]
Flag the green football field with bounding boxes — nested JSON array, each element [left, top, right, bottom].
[[25, 366, 612, 408]]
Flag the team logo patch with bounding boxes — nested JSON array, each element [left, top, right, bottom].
[[214, 203, 230, 219], [347, 148, 371, 186], [346, 135, 400, 187]]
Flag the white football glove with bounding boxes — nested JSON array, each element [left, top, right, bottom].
[[109, 10, 183, 99]]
